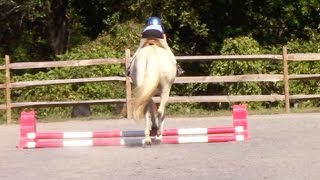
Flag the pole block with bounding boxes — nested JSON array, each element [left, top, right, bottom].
[[17, 110, 37, 148], [232, 104, 250, 140]]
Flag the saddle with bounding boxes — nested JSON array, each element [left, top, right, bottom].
[[126, 38, 184, 76]]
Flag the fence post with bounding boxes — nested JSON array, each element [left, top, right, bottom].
[[282, 46, 290, 113], [125, 49, 132, 119], [5, 55, 12, 123]]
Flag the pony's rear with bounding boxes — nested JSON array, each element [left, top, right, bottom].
[[130, 45, 176, 144]]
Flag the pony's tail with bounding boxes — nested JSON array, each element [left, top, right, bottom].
[[132, 61, 160, 121]]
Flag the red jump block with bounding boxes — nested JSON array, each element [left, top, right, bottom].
[[232, 104, 250, 140]]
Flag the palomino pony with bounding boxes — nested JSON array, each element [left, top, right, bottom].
[[130, 45, 176, 145]]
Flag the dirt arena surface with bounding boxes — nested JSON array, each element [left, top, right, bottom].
[[0, 113, 319, 180]]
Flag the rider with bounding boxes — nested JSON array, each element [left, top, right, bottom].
[[126, 16, 184, 76]]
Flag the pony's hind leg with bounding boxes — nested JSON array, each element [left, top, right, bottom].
[[149, 100, 159, 131], [144, 101, 155, 146], [156, 87, 171, 139]]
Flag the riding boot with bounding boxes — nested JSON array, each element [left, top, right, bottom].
[[126, 68, 131, 76], [176, 63, 185, 76]]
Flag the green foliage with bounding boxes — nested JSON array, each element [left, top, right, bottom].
[[0, 0, 54, 60], [287, 30, 320, 53], [220, 36, 261, 55], [99, 20, 143, 53], [286, 33, 320, 99], [207, 36, 285, 109], [0, 57, 5, 115], [11, 64, 126, 118], [2, 0, 320, 58], [58, 20, 142, 60], [245, 0, 320, 45], [7, 22, 140, 118]]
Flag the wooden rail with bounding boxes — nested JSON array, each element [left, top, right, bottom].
[[1, 47, 320, 123]]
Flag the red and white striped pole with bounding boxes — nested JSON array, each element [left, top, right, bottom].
[[25, 126, 240, 140], [23, 135, 244, 149], [17, 104, 250, 149]]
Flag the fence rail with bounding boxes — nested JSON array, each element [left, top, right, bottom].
[[1, 46, 320, 123], [0, 58, 125, 70]]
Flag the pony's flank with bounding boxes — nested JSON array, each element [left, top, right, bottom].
[[132, 46, 161, 121]]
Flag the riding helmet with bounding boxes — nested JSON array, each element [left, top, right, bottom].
[[146, 16, 162, 26]]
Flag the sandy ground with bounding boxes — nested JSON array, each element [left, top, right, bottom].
[[0, 113, 319, 180]]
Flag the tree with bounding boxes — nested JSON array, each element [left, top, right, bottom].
[[1, 0, 320, 61], [45, 0, 69, 55], [1, 0, 53, 60], [245, 0, 320, 44]]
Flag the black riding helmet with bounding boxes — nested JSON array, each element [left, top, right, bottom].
[[142, 16, 165, 39]]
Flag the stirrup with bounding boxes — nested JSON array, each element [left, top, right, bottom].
[[176, 65, 185, 76]]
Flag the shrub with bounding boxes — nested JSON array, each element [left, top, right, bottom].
[[208, 36, 284, 109], [6, 20, 143, 120]]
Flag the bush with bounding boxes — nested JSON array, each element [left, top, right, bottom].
[[208, 36, 284, 109], [286, 33, 320, 107], [4, 21, 143, 120]]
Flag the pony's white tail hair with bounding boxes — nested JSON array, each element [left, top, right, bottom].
[[132, 49, 160, 121]]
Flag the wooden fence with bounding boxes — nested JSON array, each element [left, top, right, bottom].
[[1, 46, 320, 123]]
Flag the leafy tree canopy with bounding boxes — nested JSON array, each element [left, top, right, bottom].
[[0, 0, 319, 60]]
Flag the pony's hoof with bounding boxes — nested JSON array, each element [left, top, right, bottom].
[[155, 134, 163, 140], [143, 138, 152, 147]]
